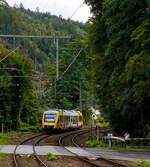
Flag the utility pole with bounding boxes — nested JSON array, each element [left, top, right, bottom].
[[0, 34, 71, 78], [56, 37, 59, 80], [79, 83, 82, 112], [13, 37, 16, 49], [54, 78, 57, 98]]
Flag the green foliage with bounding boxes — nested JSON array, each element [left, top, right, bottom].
[[0, 153, 6, 161], [86, 140, 107, 148], [20, 156, 30, 163], [131, 160, 150, 167], [45, 153, 59, 161], [0, 3, 86, 72], [0, 48, 39, 129], [44, 39, 91, 116], [0, 2, 90, 130], [85, 0, 150, 136], [128, 147, 150, 151], [19, 122, 42, 132], [95, 117, 109, 127], [0, 134, 10, 145]]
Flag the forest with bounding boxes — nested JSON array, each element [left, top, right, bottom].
[[85, 0, 150, 137], [0, 0, 150, 137], [0, 0, 90, 130]]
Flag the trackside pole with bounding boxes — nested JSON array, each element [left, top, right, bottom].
[[1, 123, 4, 136]]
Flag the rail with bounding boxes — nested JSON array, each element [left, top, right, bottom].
[[13, 133, 50, 167]]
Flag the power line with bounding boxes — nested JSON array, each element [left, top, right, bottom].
[[61, 48, 83, 78], [0, 68, 21, 71], [69, 2, 84, 20], [0, 46, 20, 63], [0, 75, 39, 78]]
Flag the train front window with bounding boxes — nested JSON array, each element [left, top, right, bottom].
[[44, 113, 57, 123]]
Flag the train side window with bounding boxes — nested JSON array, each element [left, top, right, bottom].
[[79, 116, 81, 121], [73, 116, 76, 124], [60, 116, 63, 123]]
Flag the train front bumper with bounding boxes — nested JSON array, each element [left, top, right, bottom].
[[43, 123, 55, 130]]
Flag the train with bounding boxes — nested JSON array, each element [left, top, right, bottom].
[[42, 109, 83, 131]]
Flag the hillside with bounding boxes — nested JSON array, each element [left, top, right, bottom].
[[0, 0, 87, 71], [0, 0, 90, 129]]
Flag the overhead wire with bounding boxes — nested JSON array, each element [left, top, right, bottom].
[[36, 0, 43, 11], [69, 1, 84, 20], [0, 46, 20, 63], [61, 48, 83, 79]]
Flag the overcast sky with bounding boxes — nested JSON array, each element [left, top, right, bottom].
[[6, 0, 91, 23]]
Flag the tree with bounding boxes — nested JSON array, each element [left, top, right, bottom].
[[44, 39, 91, 117], [19, 2, 24, 9], [0, 48, 39, 129], [85, 0, 150, 136], [14, 3, 18, 8]]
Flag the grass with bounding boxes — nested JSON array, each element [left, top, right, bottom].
[[86, 140, 108, 148], [86, 139, 150, 151], [20, 155, 30, 163], [45, 153, 60, 161], [131, 160, 150, 167], [128, 147, 150, 151], [0, 153, 6, 161], [0, 134, 10, 145], [86, 140, 124, 150]]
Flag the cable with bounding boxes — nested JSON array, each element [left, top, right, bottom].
[[0, 46, 20, 63], [37, 0, 43, 11], [61, 48, 83, 79], [0, 68, 21, 71], [69, 1, 84, 20]]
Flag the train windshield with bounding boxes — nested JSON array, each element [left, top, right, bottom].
[[44, 113, 57, 123]]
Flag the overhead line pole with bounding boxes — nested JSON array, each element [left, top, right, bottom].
[[0, 34, 71, 99], [0, 35, 71, 78], [56, 37, 59, 80]]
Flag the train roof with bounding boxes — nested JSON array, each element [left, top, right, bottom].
[[62, 110, 80, 116], [44, 109, 81, 116], [44, 109, 59, 114]]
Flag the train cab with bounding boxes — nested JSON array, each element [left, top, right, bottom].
[[42, 109, 59, 130]]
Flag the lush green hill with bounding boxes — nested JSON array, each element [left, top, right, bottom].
[[0, 0, 91, 129], [0, 0, 87, 71]]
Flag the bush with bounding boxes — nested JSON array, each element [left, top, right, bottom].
[[0, 153, 6, 161], [0, 134, 10, 145], [21, 156, 30, 163], [131, 160, 150, 167], [86, 140, 108, 148], [19, 122, 42, 132], [45, 153, 59, 161]]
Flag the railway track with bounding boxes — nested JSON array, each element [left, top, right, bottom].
[[13, 128, 130, 167], [59, 128, 128, 167], [13, 133, 50, 167]]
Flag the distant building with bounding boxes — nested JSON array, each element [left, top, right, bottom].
[[91, 107, 100, 120]]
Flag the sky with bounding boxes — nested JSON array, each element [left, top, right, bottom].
[[6, 0, 91, 23]]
